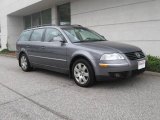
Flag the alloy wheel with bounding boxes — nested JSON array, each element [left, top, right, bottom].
[[21, 55, 28, 70], [74, 63, 89, 85]]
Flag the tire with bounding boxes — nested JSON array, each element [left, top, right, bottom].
[[72, 59, 95, 87], [19, 53, 32, 72]]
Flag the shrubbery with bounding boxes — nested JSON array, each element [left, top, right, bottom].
[[147, 55, 160, 73], [0, 49, 10, 54]]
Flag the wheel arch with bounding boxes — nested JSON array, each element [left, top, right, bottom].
[[69, 54, 96, 78]]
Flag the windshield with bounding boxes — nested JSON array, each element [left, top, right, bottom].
[[62, 27, 106, 43]]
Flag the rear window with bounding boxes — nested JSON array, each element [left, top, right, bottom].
[[30, 29, 44, 41], [19, 30, 32, 41]]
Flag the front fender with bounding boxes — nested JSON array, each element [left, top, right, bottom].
[[70, 50, 98, 69]]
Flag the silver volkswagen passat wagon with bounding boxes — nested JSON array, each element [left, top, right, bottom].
[[16, 25, 147, 87]]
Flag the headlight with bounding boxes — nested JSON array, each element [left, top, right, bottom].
[[100, 53, 125, 60]]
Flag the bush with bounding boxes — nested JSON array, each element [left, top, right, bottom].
[[0, 49, 10, 54], [147, 55, 160, 73]]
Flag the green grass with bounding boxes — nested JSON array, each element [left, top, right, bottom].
[[146, 55, 160, 73], [0, 49, 10, 54]]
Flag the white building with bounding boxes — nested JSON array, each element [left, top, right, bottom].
[[0, 0, 160, 56]]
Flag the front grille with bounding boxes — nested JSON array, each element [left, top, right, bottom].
[[125, 51, 145, 60]]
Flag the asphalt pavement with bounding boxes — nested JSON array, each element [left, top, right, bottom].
[[0, 56, 159, 120]]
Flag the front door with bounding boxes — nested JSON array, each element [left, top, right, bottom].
[[40, 28, 67, 70]]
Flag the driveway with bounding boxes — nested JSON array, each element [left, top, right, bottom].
[[0, 56, 159, 120]]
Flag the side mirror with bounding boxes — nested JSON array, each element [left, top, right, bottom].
[[53, 36, 64, 43]]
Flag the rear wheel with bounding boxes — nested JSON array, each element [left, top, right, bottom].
[[20, 54, 32, 72], [72, 59, 95, 87]]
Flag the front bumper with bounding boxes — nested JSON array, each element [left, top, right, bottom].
[[95, 57, 147, 81]]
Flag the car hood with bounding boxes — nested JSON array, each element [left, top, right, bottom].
[[74, 41, 142, 53]]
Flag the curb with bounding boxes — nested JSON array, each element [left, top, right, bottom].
[[145, 71, 160, 77], [0, 54, 16, 58]]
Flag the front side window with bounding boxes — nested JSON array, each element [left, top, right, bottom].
[[63, 27, 106, 43], [19, 30, 32, 41], [44, 28, 63, 42], [30, 29, 44, 41]]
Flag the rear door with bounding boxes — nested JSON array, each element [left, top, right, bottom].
[[28, 28, 45, 65], [39, 28, 67, 70]]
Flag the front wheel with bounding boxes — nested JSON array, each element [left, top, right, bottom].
[[72, 59, 95, 87]]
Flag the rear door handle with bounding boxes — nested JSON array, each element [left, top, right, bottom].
[[41, 46, 46, 49]]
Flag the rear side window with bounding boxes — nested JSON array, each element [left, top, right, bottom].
[[30, 29, 44, 41], [44, 28, 63, 42], [19, 30, 32, 41]]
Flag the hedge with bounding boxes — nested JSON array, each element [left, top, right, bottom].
[[146, 55, 160, 73], [0, 49, 10, 54]]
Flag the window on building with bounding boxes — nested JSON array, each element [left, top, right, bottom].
[[30, 29, 44, 41], [24, 9, 51, 29], [44, 28, 62, 42], [19, 30, 32, 41], [42, 9, 51, 25], [57, 3, 71, 25], [32, 13, 41, 27], [24, 16, 31, 29]]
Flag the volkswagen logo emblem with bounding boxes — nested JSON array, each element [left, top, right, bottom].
[[135, 52, 141, 58]]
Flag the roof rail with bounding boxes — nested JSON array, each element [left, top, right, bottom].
[[33, 24, 56, 28], [24, 24, 83, 30], [25, 24, 56, 29]]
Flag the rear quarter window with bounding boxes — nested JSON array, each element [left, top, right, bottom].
[[19, 30, 32, 41]]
